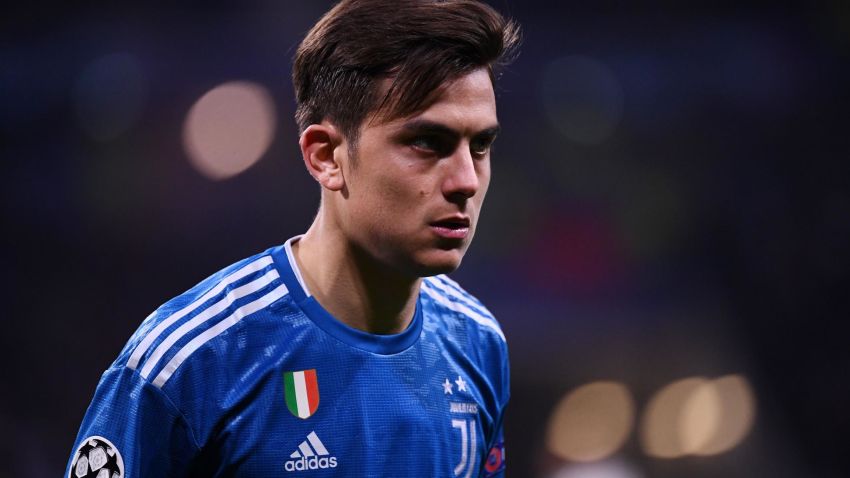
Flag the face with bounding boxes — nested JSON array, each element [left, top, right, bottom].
[[333, 68, 499, 277]]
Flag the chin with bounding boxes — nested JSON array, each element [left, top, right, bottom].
[[409, 249, 465, 277]]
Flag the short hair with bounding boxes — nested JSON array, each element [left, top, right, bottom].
[[293, 0, 520, 144]]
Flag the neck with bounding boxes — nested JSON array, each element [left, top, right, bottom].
[[291, 217, 421, 335]]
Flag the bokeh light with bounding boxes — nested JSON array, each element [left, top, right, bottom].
[[690, 375, 757, 456], [183, 81, 276, 180], [546, 381, 635, 462], [74, 53, 148, 141], [641, 375, 756, 459], [540, 55, 624, 145], [641, 377, 707, 458], [549, 458, 644, 478], [679, 379, 722, 454]]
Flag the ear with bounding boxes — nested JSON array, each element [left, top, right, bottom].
[[299, 122, 346, 191]]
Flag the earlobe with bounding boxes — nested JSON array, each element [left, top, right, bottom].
[[299, 123, 346, 191]]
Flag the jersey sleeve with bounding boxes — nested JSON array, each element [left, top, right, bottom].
[[480, 333, 509, 478], [481, 425, 506, 477], [66, 366, 200, 478]]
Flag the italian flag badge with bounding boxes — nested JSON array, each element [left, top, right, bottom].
[[284, 369, 320, 419]]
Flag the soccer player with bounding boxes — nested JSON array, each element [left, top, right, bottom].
[[66, 1, 519, 476]]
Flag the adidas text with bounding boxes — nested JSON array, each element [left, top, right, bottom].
[[285, 432, 337, 472], [285, 456, 338, 471]]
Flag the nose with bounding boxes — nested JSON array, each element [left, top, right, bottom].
[[442, 145, 480, 203]]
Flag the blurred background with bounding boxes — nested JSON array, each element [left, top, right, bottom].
[[2, 1, 849, 477]]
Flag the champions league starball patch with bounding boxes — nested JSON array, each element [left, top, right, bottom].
[[69, 436, 124, 478]]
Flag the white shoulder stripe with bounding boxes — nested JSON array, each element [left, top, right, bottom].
[[434, 273, 465, 293], [128, 255, 274, 370], [139, 268, 280, 380], [152, 283, 288, 388], [424, 277, 489, 316], [421, 282, 505, 342], [435, 275, 486, 308]]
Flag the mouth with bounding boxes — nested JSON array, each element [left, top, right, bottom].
[[429, 216, 471, 240]]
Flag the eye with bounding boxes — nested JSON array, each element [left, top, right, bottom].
[[470, 136, 494, 157], [409, 135, 453, 156], [410, 136, 436, 151]]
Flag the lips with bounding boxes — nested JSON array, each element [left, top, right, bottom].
[[431, 216, 470, 229], [430, 216, 471, 240]]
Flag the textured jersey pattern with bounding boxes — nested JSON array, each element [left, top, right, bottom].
[[67, 238, 509, 477]]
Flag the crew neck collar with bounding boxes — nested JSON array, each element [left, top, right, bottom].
[[270, 236, 423, 355]]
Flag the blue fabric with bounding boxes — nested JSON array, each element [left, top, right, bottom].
[[67, 239, 509, 477]]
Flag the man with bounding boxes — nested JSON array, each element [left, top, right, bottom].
[[66, 0, 519, 476]]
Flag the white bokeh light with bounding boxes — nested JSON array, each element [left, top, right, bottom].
[[183, 81, 276, 180], [691, 375, 757, 456], [546, 381, 635, 462], [550, 458, 644, 478], [640, 377, 707, 459], [679, 379, 723, 454], [641, 375, 757, 459]]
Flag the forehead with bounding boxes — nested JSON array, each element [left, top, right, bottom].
[[371, 68, 498, 134]]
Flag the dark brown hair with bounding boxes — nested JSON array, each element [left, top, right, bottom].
[[293, 0, 520, 145]]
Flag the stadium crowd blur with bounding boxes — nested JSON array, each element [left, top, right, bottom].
[[2, 2, 849, 477]]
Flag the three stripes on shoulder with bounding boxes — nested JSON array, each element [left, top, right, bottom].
[[127, 256, 287, 388], [126, 255, 504, 389], [422, 276, 505, 342]]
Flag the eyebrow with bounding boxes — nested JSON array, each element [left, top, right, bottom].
[[399, 119, 501, 139]]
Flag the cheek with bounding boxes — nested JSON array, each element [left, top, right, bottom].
[[475, 165, 492, 203], [357, 171, 423, 226], [481, 177, 491, 200], [377, 163, 431, 203], [375, 174, 413, 204]]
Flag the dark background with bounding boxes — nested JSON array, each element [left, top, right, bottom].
[[2, 2, 849, 477]]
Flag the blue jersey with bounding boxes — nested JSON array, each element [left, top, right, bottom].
[[67, 237, 509, 477]]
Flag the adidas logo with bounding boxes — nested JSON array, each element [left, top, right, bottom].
[[284, 431, 338, 472]]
